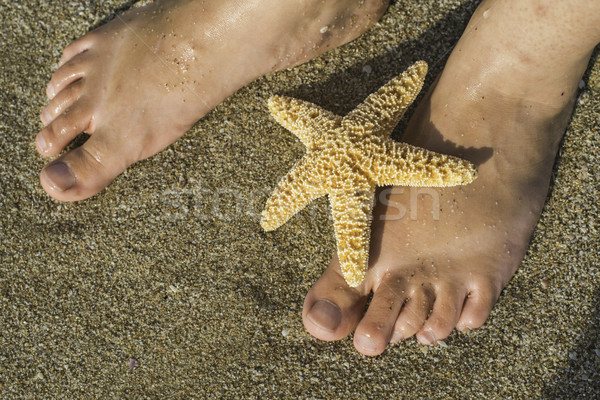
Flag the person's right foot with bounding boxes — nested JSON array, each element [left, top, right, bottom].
[[36, 0, 389, 201], [302, 0, 600, 356]]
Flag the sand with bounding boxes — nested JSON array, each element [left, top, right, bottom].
[[1, 0, 598, 398]]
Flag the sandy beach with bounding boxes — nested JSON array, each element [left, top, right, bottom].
[[1, 0, 599, 398]]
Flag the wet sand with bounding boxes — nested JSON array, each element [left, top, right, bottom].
[[1, 0, 599, 398]]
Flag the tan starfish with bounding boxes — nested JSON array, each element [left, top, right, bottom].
[[261, 61, 477, 287]]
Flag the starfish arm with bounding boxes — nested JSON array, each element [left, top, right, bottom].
[[330, 188, 375, 287], [261, 157, 327, 231], [371, 140, 478, 187], [268, 95, 342, 147], [342, 61, 428, 138]]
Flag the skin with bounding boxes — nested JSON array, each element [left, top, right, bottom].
[[36, 0, 389, 201], [302, 0, 600, 355], [38, 0, 599, 357]]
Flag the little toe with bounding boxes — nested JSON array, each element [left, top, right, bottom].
[[391, 286, 434, 343], [416, 285, 465, 345], [36, 103, 91, 156], [58, 35, 95, 68], [47, 52, 91, 100], [303, 256, 368, 342], [353, 273, 406, 356], [41, 80, 84, 127], [457, 281, 499, 332], [40, 129, 135, 201]]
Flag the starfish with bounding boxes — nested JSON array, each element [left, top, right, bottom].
[[260, 61, 477, 287]]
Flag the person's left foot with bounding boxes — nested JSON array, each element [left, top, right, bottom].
[[302, 0, 593, 356]]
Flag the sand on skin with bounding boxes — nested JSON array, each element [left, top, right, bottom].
[[0, 0, 598, 397]]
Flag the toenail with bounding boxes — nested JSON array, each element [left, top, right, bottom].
[[390, 331, 404, 344], [307, 299, 342, 332], [44, 161, 76, 191], [41, 109, 52, 126], [355, 333, 379, 353], [46, 83, 56, 99], [418, 329, 437, 346], [36, 134, 48, 153]]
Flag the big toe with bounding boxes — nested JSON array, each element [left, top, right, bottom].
[[40, 131, 136, 201], [302, 257, 368, 341]]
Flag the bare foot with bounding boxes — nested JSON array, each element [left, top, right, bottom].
[[36, 0, 389, 201], [303, 0, 600, 355]]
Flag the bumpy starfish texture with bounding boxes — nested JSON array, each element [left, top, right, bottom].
[[261, 61, 477, 287]]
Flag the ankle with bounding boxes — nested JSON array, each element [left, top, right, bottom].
[[444, 0, 597, 111], [472, 0, 599, 69], [269, 0, 390, 71]]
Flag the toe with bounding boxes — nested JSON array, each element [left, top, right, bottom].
[[36, 102, 91, 156], [58, 35, 95, 68], [40, 129, 135, 201], [47, 52, 91, 100], [353, 272, 406, 356], [456, 280, 499, 332], [391, 285, 434, 343], [416, 284, 465, 345], [303, 256, 368, 342], [40, 80, 84, 127]]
